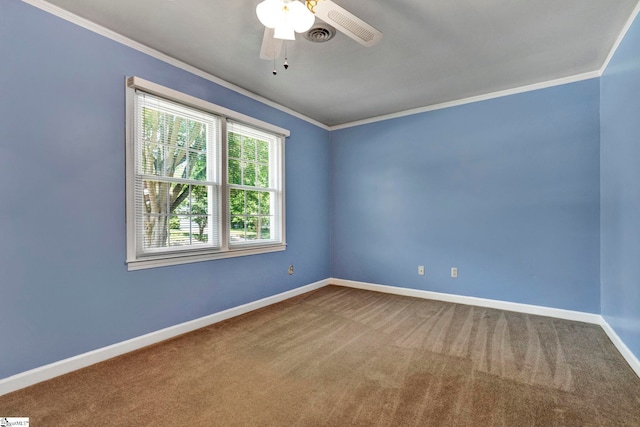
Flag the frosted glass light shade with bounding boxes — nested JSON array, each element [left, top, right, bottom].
[[256, 0, 314, 34], [256, 0, 284, 29], [288, 0, 315, 33]]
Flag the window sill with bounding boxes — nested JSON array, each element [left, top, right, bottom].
[[126, 244, 287, 271]]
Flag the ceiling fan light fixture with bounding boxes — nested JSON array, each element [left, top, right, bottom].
[[256, 0, 315, 35]]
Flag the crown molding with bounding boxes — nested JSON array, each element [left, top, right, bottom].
[[329, 71, 601, 130]]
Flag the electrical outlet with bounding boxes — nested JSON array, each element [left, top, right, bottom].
[[288, 265, 294, 275], [418, 265, 425, 276], [451, 267, 458, 278]]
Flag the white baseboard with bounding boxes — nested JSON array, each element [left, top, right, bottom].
[[330, 278, 602, 324], [3, 277, 638, 396], [599, 318, 640, 379], [0, 279, 329, 397]]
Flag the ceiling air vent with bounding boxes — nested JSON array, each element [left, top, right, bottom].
[[304, 23, 337, 43]]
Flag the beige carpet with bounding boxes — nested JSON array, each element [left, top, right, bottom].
[[1, 285, 639, 426]]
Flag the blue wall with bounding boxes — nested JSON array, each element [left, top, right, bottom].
[[0, 0, 330, 379], [601, 12, 640, 360], [331, 80, 601, 313]]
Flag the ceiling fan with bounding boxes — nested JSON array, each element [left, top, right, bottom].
[[256, 0, 382, 66]]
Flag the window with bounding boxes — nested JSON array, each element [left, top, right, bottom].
[[227, 122, 282, 245], [125, 77, 287, 270]]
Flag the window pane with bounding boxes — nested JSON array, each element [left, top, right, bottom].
[[260, 217, 271, 240], [243, 138, 256, 161], [189, 151, 207, 181], [257, 140, 269, 163], [170, 183, 190, 214], [144, 215, 169, 249], [141, 103, 212, 181], [158, 113, 178, 146], [229, 188, 245, 216], [142, 108, 173, 145], [190, 122, 207, 151], [140, 180, 218, 251], [191, 185, 209, 215], [153, 111, 167, 145], [143, 180, 170, 215], [246, 216, 258, 240], [228, 133, 241, 159], [166, 146, 187, 178], [244, 162, 256, 187], [230, 215, 245, 242], [257, 165, 269, 188], [169, 215, 191, 246], [176, 117, 189, 147], [246, 191, 259, 214], [169, 214, 182, 232], [259, 192, 271, 215], [191, 216, 210, 244], [140, 143, 164, 176], [228, 159, 241, 185]]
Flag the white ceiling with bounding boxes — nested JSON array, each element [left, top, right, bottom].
[[40, 0, 639, 127]]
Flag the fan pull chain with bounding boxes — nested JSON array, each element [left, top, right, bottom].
[[271, 42, 291, 75], [284, 43, 289, 70]]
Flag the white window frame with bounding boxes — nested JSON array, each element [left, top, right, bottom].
[[125, 77, 288, 270]]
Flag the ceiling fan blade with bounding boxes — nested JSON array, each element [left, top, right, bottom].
[[259, 27, 283, 60], [313, 0, 382, 47]]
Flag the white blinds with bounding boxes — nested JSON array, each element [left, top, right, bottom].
[[134, 91, 222, 254]]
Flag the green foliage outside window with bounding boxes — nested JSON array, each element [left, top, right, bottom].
[[228, 131, 273, 242], [141, 106, 211, 248]]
